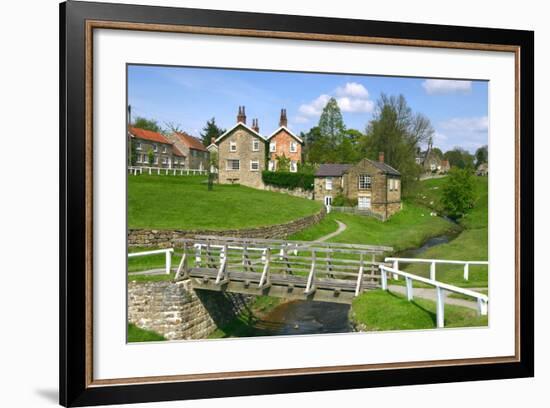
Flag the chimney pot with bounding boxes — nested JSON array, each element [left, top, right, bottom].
[[237, 105, 247, 124], [279, 108, 288, 127], [379, 152, 385, 163]]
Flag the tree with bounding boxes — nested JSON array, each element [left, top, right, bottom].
[[444, 147, 475, 169], [363, 94, 433, 194], [164, 121, 184, 134], [475, 145, 488, 167], [200, 117, 225, 147], [209, 150, 218, 172], [148, 150, 154, 166], [276, 154, 291, 172], [133, 116, 162, 133], [130, 139, 138, 166], [318, 97, 346, 145], [441, 168, 475, 218]]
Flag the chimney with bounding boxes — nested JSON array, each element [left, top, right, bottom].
[[279, 108, 288, 127], [237, 106, 247, 124], [378, 152, 385, 163], [252, 118, 260, 133]]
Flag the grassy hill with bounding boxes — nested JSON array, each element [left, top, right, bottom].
[[128, 175, 322, 230]]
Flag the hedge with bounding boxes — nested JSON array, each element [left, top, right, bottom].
[[262, 171, 315, 191]]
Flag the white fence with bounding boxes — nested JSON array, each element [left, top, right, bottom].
[[128, 166, 207, 176], [128, 248, 174, 275], [385, 257, 489, 281], [379, 265, 488, 328]]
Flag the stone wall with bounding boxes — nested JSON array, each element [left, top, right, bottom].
[[128, 207, 326, 247], [128, 279, 252, 340], [263, 184, 313, 200]]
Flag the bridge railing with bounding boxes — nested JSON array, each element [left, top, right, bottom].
[[174, 237, 391, 297], [379, 265, 488, 328], [384, 257, 489, 281], [128, 166, 208, 176], [128, 248, 174, 275]]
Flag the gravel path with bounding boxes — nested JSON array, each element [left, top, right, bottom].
[[314, 220, 347, 242]]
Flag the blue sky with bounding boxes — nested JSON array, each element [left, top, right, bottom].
[[128, 65, 488, 153]]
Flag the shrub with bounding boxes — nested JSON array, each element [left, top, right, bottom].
[[441, 168, 475, 219], [332, 194, 357, 207], [262, 171, 314, 191]]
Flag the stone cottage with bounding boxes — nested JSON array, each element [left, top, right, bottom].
[[266, 109, 303, 172], [129, 126, 186, 169], [214, 106, 267, 189], [165, 131, 209, 170], [314, 153, 402, 219], [416, 139, 443, 174]]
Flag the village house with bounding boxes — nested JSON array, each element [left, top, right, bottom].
[[214, 106, 267, 189], [129, 126, 186, 169], [266, 109, 303, 172], [314, 153, 402, 219], [476, 162, 488, 176], [165, 131, 209, 170], [416, 139, 444, 174]]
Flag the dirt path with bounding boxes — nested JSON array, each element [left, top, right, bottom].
[[314, 220, 347, 243]]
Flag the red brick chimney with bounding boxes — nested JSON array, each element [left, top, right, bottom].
[[378, 152, 385, 163], [252, 118, 260, 133], [279, 108, 288, 127], [237, 106, 246, 124]]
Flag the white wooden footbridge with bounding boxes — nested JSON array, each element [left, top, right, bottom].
[[129, 236, 489, 327]]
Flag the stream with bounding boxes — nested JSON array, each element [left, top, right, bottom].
[[252, 230, 460, 337]]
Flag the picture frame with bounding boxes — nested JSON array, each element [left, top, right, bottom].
[[60, 1, 534, 406]]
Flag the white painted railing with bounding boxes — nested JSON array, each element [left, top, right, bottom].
[[128, 248, 174, 275], [128, 166, 207, 176], [385, 257, 488, 281], [379, 265, 488, 328]]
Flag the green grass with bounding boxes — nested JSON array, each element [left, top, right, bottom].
[[400, 176, 488, 288], [128, 174, 321, 230], [351, 290, 488, 331], [290, 200, 459, 253], [127, 272, 176, 283], [448, 288, 488, 300], [127, 323, 166, 342]]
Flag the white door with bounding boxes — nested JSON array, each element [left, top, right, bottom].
[[324, 196, 332, 206], [358, 196, 371, 209]]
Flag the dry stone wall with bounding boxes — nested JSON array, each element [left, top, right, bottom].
[[128, 279, 252, 340], [128, 208, 326, 247]]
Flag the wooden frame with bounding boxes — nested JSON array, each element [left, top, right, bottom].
[[60, 1, 534, 406]]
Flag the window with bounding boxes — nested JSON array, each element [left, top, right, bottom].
[[136, 155, 141, 163], [136, 142, 142, 151], [324, 196, 333, 206], [269, 142, 276, 152], [174, 159, 178, 165], [153, 144, 158, 152], [268, 160, 275, 171], [161, 157, 167, 164], [252, 139, 260, 151], [142, 154, 147, 163], [325, 178, 333, 190], [162, 145, 167, 153], [226, 159, 240, 170], [250, 160, 260, 171], [154, 156, 158, 165], [290, 141, 297, 153], [358, 197, 371, 209], [290, 161, 297, 173], [359, 174, 372, 189], [230, 141, 237, 152]]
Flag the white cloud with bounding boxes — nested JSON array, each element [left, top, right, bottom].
[[422, 79, 472, 95], [298, 82, 374, 117], [440, 116, 488, 133], [293, 116, 310, 124], [335, 82, 369, 98]]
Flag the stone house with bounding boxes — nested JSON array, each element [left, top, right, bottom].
[[266, 109, 303, 172], [314, 153, 402, 219], [440, 159, 451, 173], [165, 131, 209, 170], [214, 106, 267, 189], [416, 140, 444, 174], [129, 126, 185, 168], [476, 162, 488, 176]]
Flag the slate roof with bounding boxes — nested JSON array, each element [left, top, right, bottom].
[[173, 132, 207, 152], [315, 164, 353, 177], [365, 159, 401, 176]]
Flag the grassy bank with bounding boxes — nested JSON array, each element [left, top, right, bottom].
[[127, 323, 166, 342], [128, 174, 321, 230], [290, 200, 458, 253], [351, 290, 487, 331]]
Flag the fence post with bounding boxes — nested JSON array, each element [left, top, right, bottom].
[[430, 261, 436, 280], [381, 267, 388, 290], [405, 277, 413, 301], [436, 286, 445, 328], [165, 250, 172, 275], [463, 263, 470, 281], [392, 260, 399, 280], [477, 298, 488, 316]]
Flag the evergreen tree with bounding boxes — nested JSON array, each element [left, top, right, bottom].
[[200, 117, 226, 147], [475, 145, 488, 167], [318, 97, 346, 145]]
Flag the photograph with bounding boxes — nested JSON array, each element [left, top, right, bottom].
[[126, 65, 490, 342]]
